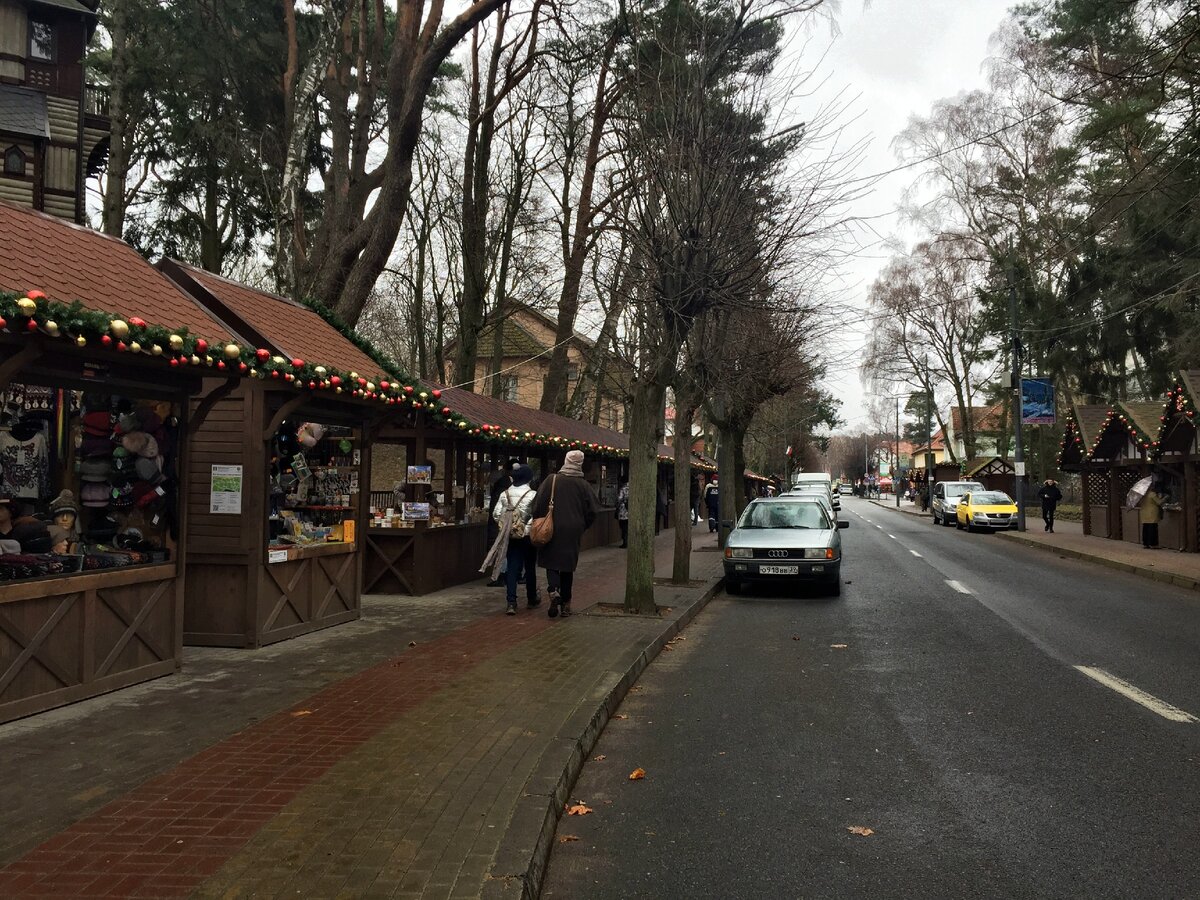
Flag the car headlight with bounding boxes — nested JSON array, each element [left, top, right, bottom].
[[973, 513, 988, 521], [729, 547, 751, 559], [804, 548, 836, 559]]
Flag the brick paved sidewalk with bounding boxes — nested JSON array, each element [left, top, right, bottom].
[[0, 525, 722, 899]]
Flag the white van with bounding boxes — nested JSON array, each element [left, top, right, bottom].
[[791, 472, 832, 490], [932, 481, 985, 526]]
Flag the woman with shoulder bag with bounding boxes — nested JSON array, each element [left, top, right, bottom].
[[530, 450, 597, 619], [493, 465, 540, 614]]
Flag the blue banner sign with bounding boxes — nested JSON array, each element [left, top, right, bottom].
[[1021, 378, 1055, 425]]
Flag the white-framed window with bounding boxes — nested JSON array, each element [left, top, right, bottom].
[[500, 375, 518, 403], [29, 19, 55, 62]]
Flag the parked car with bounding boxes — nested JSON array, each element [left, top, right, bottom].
[[723, 496, 850, 596], [955, 490, 1019, 532], [931, 480, 985, 526], [786, 484, 837, 516]]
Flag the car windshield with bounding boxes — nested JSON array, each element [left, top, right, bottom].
[[971, 491, 1012, 505], [738, 502, 831, 530], [945, 484, 979, 498]]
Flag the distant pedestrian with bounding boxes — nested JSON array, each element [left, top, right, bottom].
[[703, 477, 720, 532], [918, 482, 929, 512], [1037, 479, 1063, 533], [491, 465, 540, 614], [617, 477, 630, 548], [689, 477, 700, 525], [485, 459, 520, 586], [532, 450, 598, 618], [1139, 481, 1167, 549]]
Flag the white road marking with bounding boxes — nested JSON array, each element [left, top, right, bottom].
[[1074, 666, 1198, 723], [910, 550, 922, 557], [875, 525, 883, 530], [888, 534, 897, 540], [945, 580, 972, 594]]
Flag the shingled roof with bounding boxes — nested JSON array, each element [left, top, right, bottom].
[[162, 260, 392, 383], [0, 201, 232, 340]]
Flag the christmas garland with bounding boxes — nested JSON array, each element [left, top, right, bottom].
[[0, 289, 635, 460]]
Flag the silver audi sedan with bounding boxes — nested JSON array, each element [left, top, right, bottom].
[[723, 496, 849, 597]]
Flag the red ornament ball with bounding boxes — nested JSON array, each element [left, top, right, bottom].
[[239, 362, 248, 373], [432, 389, 442, 399], [330, 376, 341, 386], [404, 385, 414, 394], [116, 341, 128, 351], [26, 289, 46, 300], [256, 348, 270, 362], [195, 339, 208, 354], [0, 317, 6, 330], [291, 358, 304, 369], [129, 316, 147, 328], [101, 334, 113, 346], [380, 381, 390, 391], [169, 358, 179, 367], [270, 370, 280, 379], [441, 406, 451, 415]]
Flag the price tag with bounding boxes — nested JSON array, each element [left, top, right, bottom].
[[268, 549, 289, 564]]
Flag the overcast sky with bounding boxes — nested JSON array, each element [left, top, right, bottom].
[[807, 0, 1016, 433]]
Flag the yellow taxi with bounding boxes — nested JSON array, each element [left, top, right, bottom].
[[955, 489, 1018, 532]]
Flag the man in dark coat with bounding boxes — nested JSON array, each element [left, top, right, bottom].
[[703, 478, 720, 532], [531, 450, 597, 618], [1037, 478, 1063, 533]]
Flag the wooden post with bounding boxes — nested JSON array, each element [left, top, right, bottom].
[[1186, 461, 1198, 553], [1080, 469, 1092, 536]]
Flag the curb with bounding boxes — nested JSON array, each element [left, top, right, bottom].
[[995, 530, 1200, 594], [483, 576, 725, 900], [868, 499, 930, 518]]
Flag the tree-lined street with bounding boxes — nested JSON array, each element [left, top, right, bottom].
[[544, 496, 1200, 899]]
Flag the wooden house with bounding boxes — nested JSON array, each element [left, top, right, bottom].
[[0, 0, 109, 222]]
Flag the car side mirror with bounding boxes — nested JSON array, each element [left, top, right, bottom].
[[838, 520, 850, 529]]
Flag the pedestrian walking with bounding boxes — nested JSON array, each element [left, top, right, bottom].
[[1037, 478, 1063, 533], [485, 459, 520, 586], [1139, 480, 1167, 549], [617, 477, 630, 548], [488, 464, 540, 614], [531, 450, 597, 618], [689, 477, 700, 525], [703, 477, 720, 532]]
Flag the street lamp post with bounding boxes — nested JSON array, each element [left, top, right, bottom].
[[895, 396, 901, 509], [1007, 246, 1027, 532]]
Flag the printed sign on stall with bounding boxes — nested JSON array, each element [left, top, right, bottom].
[[210, 465, 243, 514], [406, 465, 432, 485], [402, 502, 431, 521]]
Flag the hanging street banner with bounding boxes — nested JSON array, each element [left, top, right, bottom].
[[1021, 378, 1055, 425]]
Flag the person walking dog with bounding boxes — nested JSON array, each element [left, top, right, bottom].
[[1037, 478, 1063, 533], [531, 450, 597, 618]]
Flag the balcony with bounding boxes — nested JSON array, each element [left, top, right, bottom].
[[84, 84, 110, 120]]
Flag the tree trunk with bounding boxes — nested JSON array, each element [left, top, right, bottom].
[[101, 0, 129, 238], [672, 403, 695, 583], [625, 380, 666, 614], [732, 427, 748, 516], [717, 428, 737, 549], [201, 157, 221, 272]]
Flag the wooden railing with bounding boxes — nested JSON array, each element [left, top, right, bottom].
[[84, 84, 110, 118]]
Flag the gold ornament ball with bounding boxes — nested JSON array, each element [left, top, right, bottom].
[[75, 335, 87, 348], [205, 355, 214, 366], [190, 355, 201, 366], [335, 386, 343, 394], [272, 355, 285, 365], [44, 320, 59, 336], [16, 297, 36, 317], [223, 343, 240, 359], [349, 371, 359, 381], [109, 319, 130, 339], [169, 334, 184, 352], [151, 344, 163, 356], [315, 366, 327, 377], [129, 341, 142, 354], [366, 382, 375, 392]]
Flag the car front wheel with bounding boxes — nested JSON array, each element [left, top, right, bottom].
[[725, 579, 742, 596]]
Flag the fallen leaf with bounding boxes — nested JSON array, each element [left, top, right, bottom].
[[628, 768, 646, 780], [831, 644, 848, 649], [593, 755, 607, 761], [559, 834, 581, 843], [847, 826, 874, 836], [717, 751, 726, 756], [662, 644, 674, 651], [566, 804, 593, 816], [792, 636, 802, 641], [614, 714, 628, 720], [408, 640, 417, 647], [290, 710, 313, 717]]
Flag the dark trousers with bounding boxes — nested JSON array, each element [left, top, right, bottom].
[[546, 568, 574, 604], [1142, 522, 1159, 548], [618, 519, 628, 546], [707, 506, 718, 531], [505, 538, 537, 605], [1042, 504, 1056, 531]]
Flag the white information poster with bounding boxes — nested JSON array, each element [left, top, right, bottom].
[[210, 464, 244, 514]]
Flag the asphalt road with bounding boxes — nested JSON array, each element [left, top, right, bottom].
[[541, 496, 1200, 900]]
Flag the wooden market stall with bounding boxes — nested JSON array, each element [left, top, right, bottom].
[[0, 202, 235, 723], [362, 385, 634, 596], [1150, 372, 1200, 552], [161, 260, 396, 648]]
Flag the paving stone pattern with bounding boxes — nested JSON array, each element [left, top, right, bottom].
[[0, 528, 721, 899]]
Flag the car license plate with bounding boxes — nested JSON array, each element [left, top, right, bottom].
[[759, 565, 799, 575]]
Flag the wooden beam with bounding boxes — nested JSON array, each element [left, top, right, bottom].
[[0, 344, 43, 393], [262, 394, 310, 442], [191, 377, 240, 432]]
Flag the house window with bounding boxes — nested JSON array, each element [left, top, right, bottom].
[[567, 363, 580, 382], [499, 375, 518, 403], [29, 19, 55, 61], [3, 146, 25, 176]]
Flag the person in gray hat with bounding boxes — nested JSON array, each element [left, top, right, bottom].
[[530, 450, 597, 618]]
